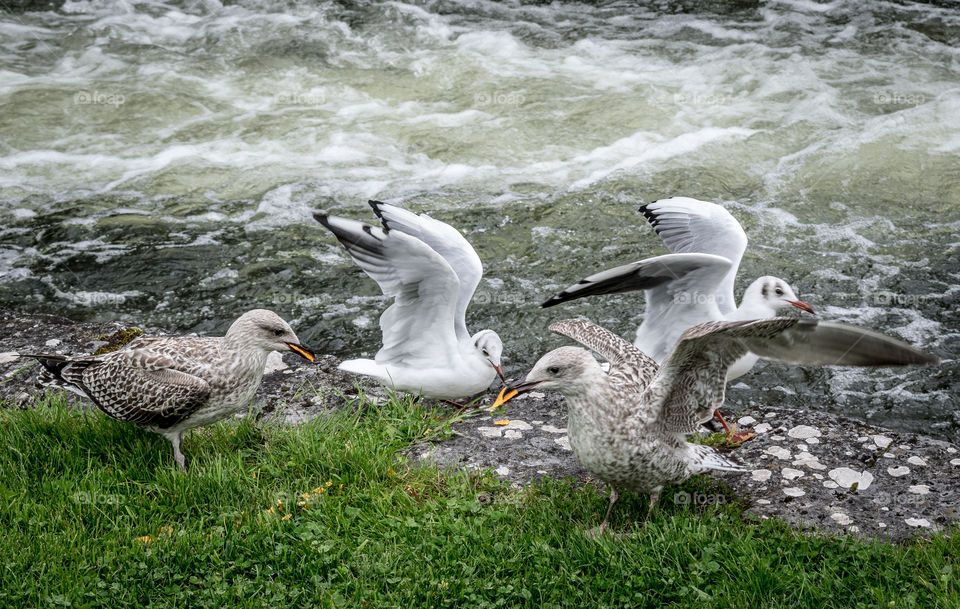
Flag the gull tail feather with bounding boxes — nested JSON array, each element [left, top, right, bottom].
[[687, 443, 747, 472]]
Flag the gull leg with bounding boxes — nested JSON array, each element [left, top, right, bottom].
[[167, 432, 186, 471], [717, 407, 756, 445], [645, 486, 662, 520], [713, 408, 731, 432], [587, 486, 619, 537]]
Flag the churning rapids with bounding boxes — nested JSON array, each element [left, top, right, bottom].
[[0, 0, 957, 439]]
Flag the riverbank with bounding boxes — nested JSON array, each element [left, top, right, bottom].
[[1, 309, 956, 543]]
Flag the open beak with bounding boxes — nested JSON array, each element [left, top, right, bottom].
[[286, 342, 316, 363], [490, 380, 543, 409], [787, 300, 815, 315]]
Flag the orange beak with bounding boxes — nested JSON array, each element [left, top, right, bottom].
[[788, 300, 815, 314], [491, 386, 519, 410], [286, 343, 316, 363]]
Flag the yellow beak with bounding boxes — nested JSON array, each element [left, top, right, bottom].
[[286, 342, 316, 363], [491, 387, 519, 410]]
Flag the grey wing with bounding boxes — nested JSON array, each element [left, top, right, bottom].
[[541, 252, 731, 308], [369, 200, 483, 341], [548, 318, 658, 390], [648, 318, 939, 434], [541, 253, 733, 363], [639, 198, 747, 315]]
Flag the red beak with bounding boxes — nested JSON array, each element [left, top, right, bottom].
[[494, 364, 505, 382], [788, 300, 815, 314]]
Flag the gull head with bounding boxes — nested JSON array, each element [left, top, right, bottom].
[[743, 276, 814, 316], [226, 309, 316, 362], [473, 329, 505, 381], [492, 346, 600, 407]]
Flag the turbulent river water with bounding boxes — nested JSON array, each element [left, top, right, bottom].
[[0, 0, 957, 439]]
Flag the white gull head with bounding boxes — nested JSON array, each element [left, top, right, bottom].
[[735, 276, 814, 319], [472, 328, 505, 381]]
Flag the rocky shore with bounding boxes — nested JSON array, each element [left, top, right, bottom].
[[1, 310, 956, 543]]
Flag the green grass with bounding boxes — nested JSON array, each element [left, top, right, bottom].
[[0, 395, 957, 608]]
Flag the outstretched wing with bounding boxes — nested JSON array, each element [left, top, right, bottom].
[[369, 201, 483, 341], [648, 318, 939, 434], [315, 211, 461, 366], [542, 253, 733, 362], [639, 197, 747, 315], [548, 318, 658, 391]]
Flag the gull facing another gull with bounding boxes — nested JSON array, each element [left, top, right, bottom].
[[315, 201, 504, 400], [542, 197, 814, 430], [543, 197, 814, 371], [25, 309, 316, 470], [493, 317, 938, 534]]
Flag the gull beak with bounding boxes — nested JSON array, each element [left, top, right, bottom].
[[490, 380, 542, 409], [787, 300, 815, 315], [286, 343, 316, 363], [494, 364, 505, 382], [491, 387, 519, 410]]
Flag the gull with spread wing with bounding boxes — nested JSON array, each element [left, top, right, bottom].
[[542, 197, 814, 430], [493, 317, 938, 534], [315, 201, 504, 400]]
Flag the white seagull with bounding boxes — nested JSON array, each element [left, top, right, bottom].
[[315, 201, 504, 400], [493, 317, 938, 534], [542, 197, 814, 429]]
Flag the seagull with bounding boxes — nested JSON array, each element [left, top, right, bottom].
[[314, 201, 504, 400], [492, 317, 938, 534], [24, 309, 315, 470], [542, 197, 814, 429]]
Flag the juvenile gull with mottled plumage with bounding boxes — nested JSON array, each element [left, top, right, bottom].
[[24, 309, 315, 470], [493, 317, 938, 534]]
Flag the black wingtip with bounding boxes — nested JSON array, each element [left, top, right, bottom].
[[22, 353, 70, 382], [638, 202, 660, 228], [368, 200, 385, 217], [368, 200, 393, 230], [312, 209, 331, 226], [540, 297, 560, 309]]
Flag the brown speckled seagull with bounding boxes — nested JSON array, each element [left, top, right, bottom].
[[24, 309, 315, 470], [493, 317, 938, 534]]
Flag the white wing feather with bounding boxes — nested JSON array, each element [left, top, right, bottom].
[[369, 201, 483, 341]]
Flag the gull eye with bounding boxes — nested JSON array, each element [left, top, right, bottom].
[[482, 348, 490, 357], [547, 366, 561, 375], [774, 287, 784, 296], [273, 328, 285, 337]]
